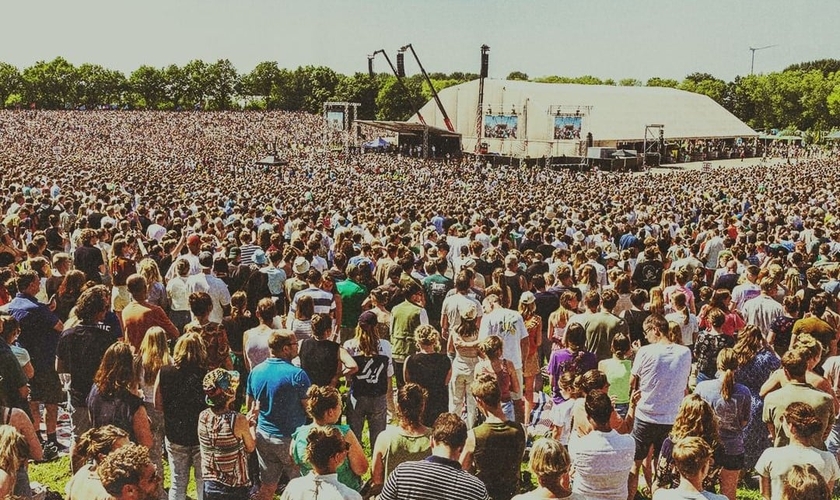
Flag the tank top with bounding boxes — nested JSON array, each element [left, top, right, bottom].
[[382, 425, 432, 477], [299, 337, 340, 387], [198, 409, 250, 487], [600, 357, 632, 404], [472, 420, 526, 500], [503, 272, 523, 308]]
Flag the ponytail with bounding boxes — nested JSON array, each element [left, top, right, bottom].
[[716, 348, 738, 401]]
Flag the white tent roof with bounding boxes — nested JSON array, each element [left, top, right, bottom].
[[411, 79, 756, 149]]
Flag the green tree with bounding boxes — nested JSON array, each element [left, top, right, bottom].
[[76, 63, 126, 107], [645, 77, 678, 88], [129, 65, 166, 109], [784, 59, 840, 76], [619, 78, 641, 87], [164, 64, 189, 109], [332, 72, 380, 119], [507, 71, 529, 81], [376, 75, 423, 120], [182, 59, 209, 108], [21, 57, 78, 108], [0, 63, 22, 107], [679, 73, 726, 104], [288, 65, 341, 114], [204, 59, 239, 110], [241, 61, 282, 98]]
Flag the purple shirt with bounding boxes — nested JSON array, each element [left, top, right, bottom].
[[547, 348, 597, 404]]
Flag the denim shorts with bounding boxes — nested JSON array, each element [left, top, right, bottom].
[[631, 418, 673, 461]]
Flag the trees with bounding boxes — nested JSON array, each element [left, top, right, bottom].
[[129, 65, 167, 109], [76, 64, 126, 108], [375, 75, 424, 121], [0, 63, 21, 107], [205, 59, 239, 110], [332, 73, 380, 120], [645, 77, 678, 88], [21, 57, 78, 108], [507, 71, 529, 81]]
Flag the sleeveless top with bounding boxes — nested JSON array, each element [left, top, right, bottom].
[[472, 420, 527, 500], [381, 425, 432, 477], [299, 337, 340, 387], [86, 386, 143, 443], [291, 423, 361, 491], [476, 359, 512, 402], [503, 272, 524, 308], [197, 409, 250, 487]]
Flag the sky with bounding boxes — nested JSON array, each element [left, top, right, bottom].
[[2, 0, 838, 83]]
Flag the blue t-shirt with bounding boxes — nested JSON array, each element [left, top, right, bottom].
[[694, 378, 752, 455], [3, 293, 60, 371], [246, 357, 311, 437]]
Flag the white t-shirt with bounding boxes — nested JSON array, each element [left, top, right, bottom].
[[186, 273, 232, 324], [664, 312, 699, 346], [549, 398, 576, 446], [569, 429, 635, 500], [478, 307, 529, 370], [652, 488, 727, 500], [755, 445, 840, 500], [631, 342, 692, 424]]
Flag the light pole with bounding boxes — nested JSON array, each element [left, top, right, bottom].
[[749, 44, 777, 75]]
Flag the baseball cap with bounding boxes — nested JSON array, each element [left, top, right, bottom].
[[227, 246, 240, 259], [358, 310, 378, 329], [198, 251, 213, 269], [519, 291, 536, 305]]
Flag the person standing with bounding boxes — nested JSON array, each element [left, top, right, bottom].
[[155, 333, 208, 500], [390, 281, 429, 388], [186, 251, 232, 324], [479, 293, 530, 423], [56, 286, 116, 466], [198, 368, 256, 500], [122, 274, 179, 351], [247, 331, 311, 500], [569, 392, 636, 500], [3, 270, 64, 449], [460, 374, 527, 500], [627, 314, 692, 500], [380, 413, 489, 500]]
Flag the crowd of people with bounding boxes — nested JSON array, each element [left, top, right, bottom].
[[0, 108, 840, 500]]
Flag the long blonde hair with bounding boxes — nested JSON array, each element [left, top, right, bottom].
[[137, 326, 172, 386], [354, 322, 381, 358], [670, 394, 719, 449], [138, 258, 163, 286], [0, 425, 27, 480]]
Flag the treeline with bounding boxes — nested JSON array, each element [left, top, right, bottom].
[[0, 57, 470, 120], [3, 57, 840, 137]]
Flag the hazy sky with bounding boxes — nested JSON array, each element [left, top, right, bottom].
[[3, 0, 837, 82]]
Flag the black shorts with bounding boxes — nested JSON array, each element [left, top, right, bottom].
[[632, 418, 673, 461], [714, 448, 745, 471], [29, 367, 63, 404]]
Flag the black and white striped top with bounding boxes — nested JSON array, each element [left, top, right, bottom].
[[379, 455, 489, 500]]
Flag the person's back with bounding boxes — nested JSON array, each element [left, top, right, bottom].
[[471, 419, 526, 500], [569, 392, 635, 500]]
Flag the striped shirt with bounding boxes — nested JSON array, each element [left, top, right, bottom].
[[288, 286, 336, 317], [379, 455, 489, 500], [197, 409, 250, 487]]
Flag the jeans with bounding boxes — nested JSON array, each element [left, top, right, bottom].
[[826, 418, 840, 458], [145, 403, 167, 500], [203, 480, 249, 500], [347, 393, 387, 448], [166, 438, 203, 500]]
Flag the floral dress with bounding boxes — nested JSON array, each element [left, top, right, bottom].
[[734, 347, 781, 469]]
